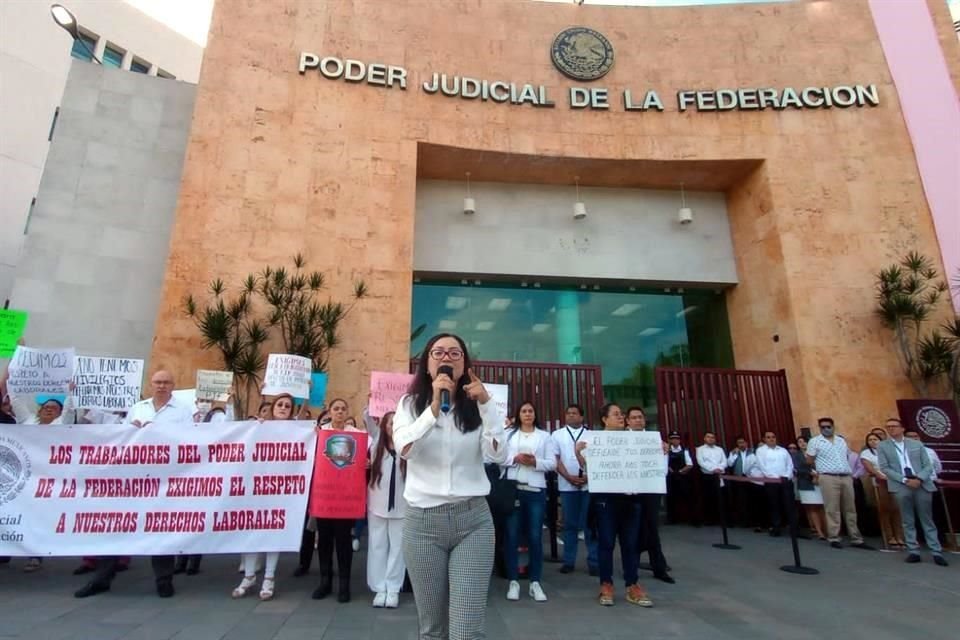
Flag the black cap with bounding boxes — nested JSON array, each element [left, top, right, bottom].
[[668, 431, 680, 439]]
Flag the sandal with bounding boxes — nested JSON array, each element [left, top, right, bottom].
[[259, 577, 275, 601], [23, 558, 42, 573], [232, 575, 258, 599]]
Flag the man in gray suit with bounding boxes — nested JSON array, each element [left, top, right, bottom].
[[877, 418, 948, 567]]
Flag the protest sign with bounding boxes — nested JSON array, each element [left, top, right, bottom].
[[309, 430, 368, 519], [585, 430, 666, 494], [487, 383, 509, 426], [196, 370, 233, 402], [172, 388, 197, 410], [309, 372, 328, 407], [7, 346, 75, 397], [0, 420, 317, 556], [71, 356, 143, 411], [262, 354, 311, 399], [0, 310, 28, 358], [369, 371, 414, 417]]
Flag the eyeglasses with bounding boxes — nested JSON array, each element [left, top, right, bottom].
[[429, 348, 464, 361]]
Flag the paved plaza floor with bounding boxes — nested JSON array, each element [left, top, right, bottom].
[[0, 526, 956, 640]]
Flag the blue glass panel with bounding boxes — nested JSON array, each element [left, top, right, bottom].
[[69, 34, 96, 61], [102, 45, 123, 68]]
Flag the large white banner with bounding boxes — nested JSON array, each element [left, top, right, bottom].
[[0, 421, 317, 556], [585, 430, 666, 494]]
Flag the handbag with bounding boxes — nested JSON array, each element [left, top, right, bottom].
[[488, 428, 520, 517]]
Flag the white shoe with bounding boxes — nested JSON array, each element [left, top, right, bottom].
[[372, 592, 386, 608], [259, 577, 275, 601], [385, 592, 399, 608], [529, 581, 548, 602], [506, 580, 520, 601], [232, 575, 257, 598], [352, 538, 361, 552], [577, 532, 585, 541]]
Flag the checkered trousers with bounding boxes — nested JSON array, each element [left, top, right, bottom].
[[403, 497, 495, 640]]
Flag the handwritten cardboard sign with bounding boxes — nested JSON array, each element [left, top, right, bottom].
[[487, 383, 509, 426], [72, 356, 143, 410], [0, 310, 28, 358], [7, 346, 75, 397], [262, 354, 311, 399], [369, 371, 414, 417], [309, 430, 368, 519], [585, 430, 666, 494], [196, 370, 233, 402]]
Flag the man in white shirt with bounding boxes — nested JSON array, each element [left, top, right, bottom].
[[905, 430, 943, 479], [755, 431, 795, 537], [551, 404, 598, 575], [76, 370, 194, 599], [725, 436, 758, 528], [696, 432, 726, 525]]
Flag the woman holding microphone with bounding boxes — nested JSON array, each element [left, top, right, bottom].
[[393, 334, 507, 640]]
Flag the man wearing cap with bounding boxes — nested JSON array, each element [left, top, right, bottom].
[[878, 418, 947, 566], [665, 431, 693, 525], [805, 418, 873, 550]]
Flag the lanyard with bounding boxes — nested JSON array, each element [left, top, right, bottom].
[[566, 426, 585, 446]]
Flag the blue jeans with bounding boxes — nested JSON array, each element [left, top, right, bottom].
[[505, 488, 546, 581], [560, 491, 598, 570], [595, 494, 641, 586]]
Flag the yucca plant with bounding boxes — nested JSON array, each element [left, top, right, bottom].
[[183, 277, 268, 416], [875, 252, 949, 397], [257, 253, 367, 372]]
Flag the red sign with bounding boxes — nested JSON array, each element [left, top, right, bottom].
[[896, 399, 959, 444], [309, 430, 368, 519]]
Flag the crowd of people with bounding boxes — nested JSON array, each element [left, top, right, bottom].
[[0, 332, 952, 640]]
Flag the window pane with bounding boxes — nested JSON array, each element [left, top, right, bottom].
[[410, 281, 734, 426], [103, 45, 123, 68], [69, 34, 96, 61], [131, 60, 149, 74]]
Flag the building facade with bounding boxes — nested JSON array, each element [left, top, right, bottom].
[[0, 0, 203, 301]]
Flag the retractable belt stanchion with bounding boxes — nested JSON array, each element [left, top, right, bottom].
[[713, 475, 740, 550], [936, 480, 959, 553], [778, 476, 819, 575]]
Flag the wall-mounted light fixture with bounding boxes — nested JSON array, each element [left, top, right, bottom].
[[573, 176, 587, 221], [463, 171, 475, 215]]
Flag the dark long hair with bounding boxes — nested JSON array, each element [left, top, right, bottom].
[[407, 333, 481, 433], [270, 393, 296, 420], [511, 401, 541, 430], [369, 412, 406, 488]]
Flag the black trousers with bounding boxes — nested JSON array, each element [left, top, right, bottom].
[[299, 514, 317, 570], [764, 480, 795, 531], [665, 473, 691, 524], [636, 494, 668, 577], [699, 474, 722, 526], [91, 555, 174, 587], [316, 518, 353, 579], [174, 554, 202, 572]]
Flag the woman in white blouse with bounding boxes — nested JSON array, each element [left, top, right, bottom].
[[231, 393, 298, 601], [393, 334, 506, 640], [500, 401, 556, 603], [367, 411, 406, 608], [859, 433, 906, 550]]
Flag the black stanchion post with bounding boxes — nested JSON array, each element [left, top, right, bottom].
[[546, 473, 560, 562], [779, 478, 818, 575], [713, 476, 740, 550]]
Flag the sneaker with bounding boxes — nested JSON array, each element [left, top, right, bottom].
[[598, 582, 614, 606], [625, 584, 653, 607], [529, 581, 548, 602], [372, 592, 387, 608], [578, 532, 585, 541], [385, 592, 399, 608], [506, 580, 520, 601], [352, 538, 361, 552]]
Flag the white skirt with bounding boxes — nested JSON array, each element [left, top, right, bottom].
[[798, 486, 824, 505]]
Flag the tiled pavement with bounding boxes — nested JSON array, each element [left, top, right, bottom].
[[0, 526, 956, 640]]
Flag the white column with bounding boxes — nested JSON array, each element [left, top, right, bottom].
[[121, 50, 133, 71], [92, 36, 106, 61]]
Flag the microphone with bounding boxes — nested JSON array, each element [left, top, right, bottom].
[[438, 365, 454, 413]]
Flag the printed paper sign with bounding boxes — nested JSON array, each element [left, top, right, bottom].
[[585, 430, 666, 494], [0, 310, 28, 358], [309, 430, 368, 519], [72, 356, 143, 411], [309, 372, 328, 407], [7, 346, 75, 397], [262, 354, 311, 399], [0, 420, 317, 556], [196, 370, 233, 402], [369, 371, 414, 417]]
